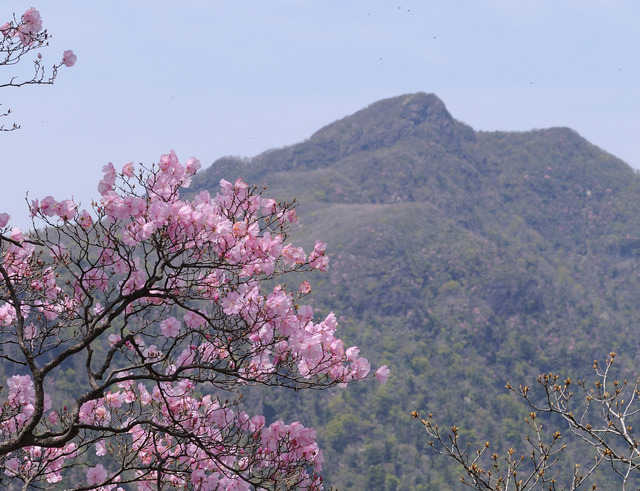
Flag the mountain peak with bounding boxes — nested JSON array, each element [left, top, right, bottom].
[[308, 92, 473, 155], [394, 92, 451, 123], [362, 92, 450, 121]]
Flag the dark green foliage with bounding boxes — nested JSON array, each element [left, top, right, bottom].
[[187, 93, 640, 489]]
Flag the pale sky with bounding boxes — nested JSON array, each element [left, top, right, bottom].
[[2, 1, 640, 229]]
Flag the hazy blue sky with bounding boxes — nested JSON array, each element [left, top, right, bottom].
[[3, 1, 640, 228]]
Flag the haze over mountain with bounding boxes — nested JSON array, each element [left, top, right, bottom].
[[190, 93, 640, 489]]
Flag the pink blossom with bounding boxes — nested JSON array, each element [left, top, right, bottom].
[[39, 196, 58, 217], [345, 346, 360, 362], [122, 161, 135, 177], [4, 457, 20, 476], [7, 374, 35, 405], [322, 312, 338, 331], [61, 50, 77, 67], [278, 208, 298, 224], [0, 22, 11, 37], [148, 201, 170, 224], [176, 345, 196, 367], [309, 240, 329, 270], [98, 163, 117, 195], [79, 399, 110, 425], [0, 212, 10, 228], [158, 150, 179, 171], [233, 220, 247, 237], [108, 334, 121, 347], [105, 391, 124, 408], [22, 8, 42, 32], [138, 384, 152, 405], [351, 357, 371, 380], [11, 227, 24, 243], [282, 244, 306, 265], [262, 198, 277, 214], [17, 8, 42, 44], [160, 316, 181, 337], [77, 209, 93, 228], [299, 281, 311, 295], [53, 199, 77, 220], [95, 440, 107, 456], [95, 405, 109, 423], [183, 311, 206, 329], [185, 157, 201, 175], [139, 221, 156, 239], [221, 291, 243, 315], [297, 304, 314, 323], [375, 365, 390, 383], [249, 414, 266, 433], [86, 464, 107, 485], [24, 323, 38, 340]]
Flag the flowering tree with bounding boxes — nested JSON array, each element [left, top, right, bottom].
[[1, 7, 76, 130], [0, 152, 388, 489]]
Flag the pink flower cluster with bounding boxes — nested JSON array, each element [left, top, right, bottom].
[[4, 443, 77, 485], [1, 8, 76, 67], [1, 7, 41, 45], [30, 195, 77, 220], [1, 375, 76, 485], [62, 49, 76, 67], [123, 382, 324, 490], [17, 7, 41, 45]]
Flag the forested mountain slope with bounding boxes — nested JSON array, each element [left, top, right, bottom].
[[189, 93, 640, 489]]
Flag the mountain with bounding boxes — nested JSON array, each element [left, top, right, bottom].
[[190, 93, 640, 490]]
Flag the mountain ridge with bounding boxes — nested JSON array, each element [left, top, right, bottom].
[[198, 93, 634, 205]]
